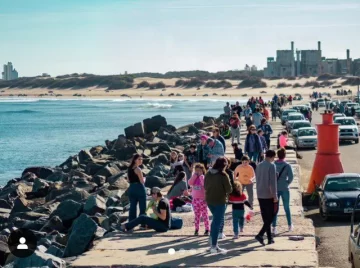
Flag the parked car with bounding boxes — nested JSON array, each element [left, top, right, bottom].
[[318, 173, 360, 221], [346, 102, 360, 109], [317, 98, 326, 107], [290, 120, 312, 136], [334, 117, 359, 144], [348, 194, 360, 268], [280, 109, 297, 125], [295, 127, 317, 149], [333, 113, 346, 121], [286, 113, 306, 131]]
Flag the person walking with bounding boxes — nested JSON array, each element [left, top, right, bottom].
[[232, 101, 243, 119], [204, 157, 232, 254], [127, 154, 147, 224], [223, 102, 231, 124], [229, 113, 241, 144], [207, 138, 225, 166], [188, 163, 210, 236], [258, 118, 273, 149], [252, 108, 263, 128], [244, 125, 262, 163], [234, 155, 255, 207], [229, 181, 252, 238], [272, 148, 294, 235], [255, 150, 278, 246]]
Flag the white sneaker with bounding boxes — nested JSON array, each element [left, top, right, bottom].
[[210, 246, 227, 255], [218, 233, 226, 239], [233, 234, 239, 239], [288, 225, 294, 232], [272, 227, 278, 235]]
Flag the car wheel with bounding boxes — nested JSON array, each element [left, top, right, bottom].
[[356, 139, 359, 144], [319, 207, 329, 221]]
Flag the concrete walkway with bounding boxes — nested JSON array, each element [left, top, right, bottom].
[[70, 120, 319, 268]]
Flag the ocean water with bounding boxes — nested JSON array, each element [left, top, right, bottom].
[[0, 97, 245, 185]]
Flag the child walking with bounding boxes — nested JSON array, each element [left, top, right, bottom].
[[188, 163, 210, 236], [229, 181, 253, 239]]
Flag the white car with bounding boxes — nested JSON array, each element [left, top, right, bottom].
[[286, 113, 306, 131], [290, 120, 312, 136], [317, 98, 326, 107], [346, 102, 360, 109], [334, 117, 359, 144], [295, 127, 317, 149], [333, 113, 346, 121], [281, 109, 297, 125]]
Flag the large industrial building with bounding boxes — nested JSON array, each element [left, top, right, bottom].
[[2, 62, 18, 81], [264, 42, 359, 77]]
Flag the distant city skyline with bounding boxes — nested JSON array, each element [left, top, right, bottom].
[[2, 62, 18, 80], [1, 0, 360, 77]]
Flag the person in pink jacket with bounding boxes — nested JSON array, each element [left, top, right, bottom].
[[188, 163, 210, 236]]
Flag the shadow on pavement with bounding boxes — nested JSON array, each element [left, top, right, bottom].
[[305, 208, 352, 228]]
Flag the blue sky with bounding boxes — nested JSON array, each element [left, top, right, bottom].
[[1, 0, 360, 76]]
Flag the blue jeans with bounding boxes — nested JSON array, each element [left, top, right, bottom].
[[219, 204, 228, 233], [125, 215, 168, 232], [232, 209, 245, 235], [128, 183, 147, 223], [208, 204, 226, 247], [248, 152, 259, 163], [272, 191, 292, 227]]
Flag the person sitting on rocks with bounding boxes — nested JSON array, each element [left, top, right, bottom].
[[119, 187, 172, 233], [278, 130, 302, 159], [168, 151, 184, 177]]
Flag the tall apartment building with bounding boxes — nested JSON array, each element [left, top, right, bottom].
[[2, 62, 18, 80]]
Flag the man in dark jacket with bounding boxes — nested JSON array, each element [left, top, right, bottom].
[[258, 119, 273, 148]]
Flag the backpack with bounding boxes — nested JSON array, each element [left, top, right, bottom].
[[170, 217, 183, 230]]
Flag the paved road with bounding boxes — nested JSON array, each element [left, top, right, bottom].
[[297, 107, 360, 268]]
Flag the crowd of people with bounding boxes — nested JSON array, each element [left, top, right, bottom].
[[120, 98, 295, 254]]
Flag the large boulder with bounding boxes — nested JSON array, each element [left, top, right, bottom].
[[94, 164, 121, 178], [187, 125, 200, 134], [45, 245, 64, 258], [78, 149, 93, 164], [14, 250, 66, 268], [51, 200, 83, 224], [0, 200, 13, 209], [145, 142, 171, 155], [45, 171, 68, 182], [125, 123, 145, 139], [107, 173, 129, 190], [22, 167, 54, 180], [147, 164, 168, 178], [93, 175, 106, 186], [203, 116, 216, 124], [0, 240, 9, 266], [115, 145, 137, 161], [144, 175, 167, 189], [40, 216, 65, 233], [85, 162, 105, 176], [194, 121, 206, 129], [19, 218, 48, 231], [149, 154, 168, 166], [143, 115, 167, 134], [84, 195, 106, 215], [10, 197, 31, 214], [46, 188, 90, 203], [63, 213, 98, 257], [21, 172, 37, 182]]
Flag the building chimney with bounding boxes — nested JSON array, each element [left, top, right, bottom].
[[347, 49, 350, 60], [318, 41, 321, 51], [291, 41, 294, 51]]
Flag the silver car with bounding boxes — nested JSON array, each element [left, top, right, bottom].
[[295, 127, 317, 149], [291, 120, 312, 136], [281, 109, 297, 125], [286, 113, 306, 131], [334, 117, 359, 144]]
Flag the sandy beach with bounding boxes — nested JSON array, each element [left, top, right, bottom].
[[0, 77, 358, 100]]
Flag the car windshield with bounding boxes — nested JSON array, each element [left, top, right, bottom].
[[298, 129, 317, 136], [335, 119, 356, 125], [325, 177, 360, 191], [347, 103, 358, 107], [293, 122, 311, 129], [283, 110, 296, 116], [288, 115, 303, 120], [317, 99, 324, 102]]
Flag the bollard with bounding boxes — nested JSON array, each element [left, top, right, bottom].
[[306, 110, 344, 193]]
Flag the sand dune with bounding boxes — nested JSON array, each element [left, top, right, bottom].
[[0, 77, 357, 100]]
